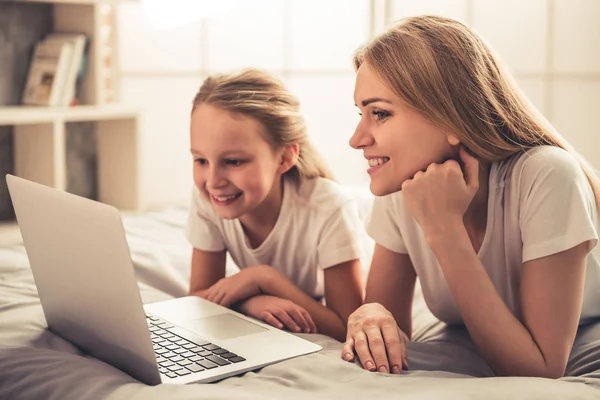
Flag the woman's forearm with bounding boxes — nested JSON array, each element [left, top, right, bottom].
[[428, 224, 556, 377]]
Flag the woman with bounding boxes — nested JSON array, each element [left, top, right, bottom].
[[342, 15, 600, 378]]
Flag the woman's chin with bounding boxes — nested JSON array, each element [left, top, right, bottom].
[[369, 180, 402, 197]]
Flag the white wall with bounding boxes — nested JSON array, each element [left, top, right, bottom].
[[387, 0, 600, 171], [117, 0, 600, 208], [117, 0, 370, 208]]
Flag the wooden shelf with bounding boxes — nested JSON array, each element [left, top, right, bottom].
[[18, 0, 133, 4], [6, 0, 142, 211], [1, 105, 141, 210], [0, 104, 138, 125]]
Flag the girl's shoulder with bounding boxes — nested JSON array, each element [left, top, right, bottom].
[[289, 177, 369, 216], [190, 185, 221, 221]]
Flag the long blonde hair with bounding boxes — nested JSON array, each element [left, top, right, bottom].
[[354, 15, 600, 207], [191, 69, 334, 181]]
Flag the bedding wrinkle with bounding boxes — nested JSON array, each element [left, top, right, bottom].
[[0, 208, 598, 399]]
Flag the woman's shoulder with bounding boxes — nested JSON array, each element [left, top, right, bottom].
[[494, 145, 586, 188]]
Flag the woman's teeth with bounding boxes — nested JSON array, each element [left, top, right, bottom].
[[213, 193, 240, 201], [368, 157, 390, 167]]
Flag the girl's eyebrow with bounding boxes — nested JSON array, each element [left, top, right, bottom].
[[221, 151, 251, 157], [190, 150, 251, 157]]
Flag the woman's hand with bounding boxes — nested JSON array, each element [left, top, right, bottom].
[[238, 294, 317, 334], [401, 145, 479, 238], [342, 303, 408, 374], [203, 266, 271, 307]]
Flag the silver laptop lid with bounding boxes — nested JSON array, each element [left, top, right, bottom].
[[6, 174, 161, 385]]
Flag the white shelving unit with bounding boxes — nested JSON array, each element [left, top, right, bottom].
[[2, 0, 141, 210]]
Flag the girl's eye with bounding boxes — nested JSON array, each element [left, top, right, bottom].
[[195, 158, 207, 165], [372, 110, 391, 121], [226, 159, 245, 166]]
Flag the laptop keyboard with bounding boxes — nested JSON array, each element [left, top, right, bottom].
[[146, 314, 246, 379]]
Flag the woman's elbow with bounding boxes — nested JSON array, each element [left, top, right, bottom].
[[540, 363, 567, 379], [536, 355, 568, 379], [525, 367, 565, 379], [495, 363, 566, 379]]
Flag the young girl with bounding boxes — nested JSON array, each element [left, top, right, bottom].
[[185, 69, 364, 342], [342, 15, 600, 377]]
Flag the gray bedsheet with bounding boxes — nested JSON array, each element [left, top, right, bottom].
[[1, 207, 599, 400]]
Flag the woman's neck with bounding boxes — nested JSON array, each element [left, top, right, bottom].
[[238, 176, 285, 248], [463, 162, 491, 251]]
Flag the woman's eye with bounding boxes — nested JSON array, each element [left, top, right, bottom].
[[195, 158, 207, 165], [372, 110, 391, 121]]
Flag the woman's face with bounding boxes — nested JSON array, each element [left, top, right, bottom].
[[349, 62, 457, 196]]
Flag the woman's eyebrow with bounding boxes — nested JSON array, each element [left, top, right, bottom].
[[356, 97, 393, 107]]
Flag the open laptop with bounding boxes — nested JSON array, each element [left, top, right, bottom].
[[6, 174, 321, 385]]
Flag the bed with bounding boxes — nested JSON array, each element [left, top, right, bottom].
[[1, 205, 600, 399]]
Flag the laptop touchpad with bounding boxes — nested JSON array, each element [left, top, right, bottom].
[[184, 313, 267, 340]]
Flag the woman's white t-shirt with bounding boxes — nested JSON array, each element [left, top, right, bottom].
[[367, 146, 600, 325], [185, 177, 364, 298]]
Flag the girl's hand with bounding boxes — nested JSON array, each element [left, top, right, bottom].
[[238, 295, 317, 334], [342, 303, 408, 374], [401, 145, 480, 238], [203, 267, 267, 307]]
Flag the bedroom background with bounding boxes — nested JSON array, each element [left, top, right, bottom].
[[0, 0, 599, 219], [2, 3, 600, 398]]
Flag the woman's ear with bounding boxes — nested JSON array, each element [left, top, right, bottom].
[[447, 134, 460, 146], [278, 144, 299, 174]]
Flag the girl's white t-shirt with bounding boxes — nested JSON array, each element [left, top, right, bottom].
[[185, 177, 364, 298], [367, 146, 600, 325]]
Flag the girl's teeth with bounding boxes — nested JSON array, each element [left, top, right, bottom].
[[368, 157, 390, 167]]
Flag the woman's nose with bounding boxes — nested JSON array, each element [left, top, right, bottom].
[[349, 122, 374, 149]]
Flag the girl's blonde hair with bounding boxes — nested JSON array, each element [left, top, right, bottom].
[[191, 69, 334, 181], [354, 15, 600, 207]]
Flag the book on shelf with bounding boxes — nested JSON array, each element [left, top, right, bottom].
[[21, 40, 72, 106], [22, 33, 88, 107]]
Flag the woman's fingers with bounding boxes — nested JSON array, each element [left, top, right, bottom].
[[341, 305, 406, 374], [364, 324, 389, 373], [381, 322, 405, 374], [341, 337, 355, 362], [343, 327, 406, 374], [353, 331, 377, 371]]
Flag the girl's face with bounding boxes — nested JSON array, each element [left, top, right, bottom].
[[190, 104, 286, 220], [350, 62, 457, 196]]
